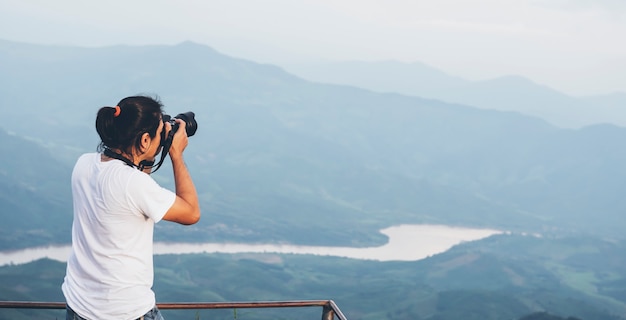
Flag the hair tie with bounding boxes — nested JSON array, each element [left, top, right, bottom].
[[113, 105, 121, 117]]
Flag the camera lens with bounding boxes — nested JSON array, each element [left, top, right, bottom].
[[174, 112, 197, 137]]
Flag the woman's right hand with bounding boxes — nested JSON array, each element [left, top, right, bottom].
[[169, 118, 188, 159]]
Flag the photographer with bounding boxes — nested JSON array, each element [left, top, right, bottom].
[[62, 95, 200, 320]]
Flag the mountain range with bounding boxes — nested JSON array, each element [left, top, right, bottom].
[[283, 60, 626, 128], [2, 39, 626, 319], [1, 39, 626, 248]]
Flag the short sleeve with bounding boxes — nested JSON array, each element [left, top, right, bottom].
[[125, 171, 176, 223]]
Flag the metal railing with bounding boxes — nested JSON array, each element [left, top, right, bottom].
[[0, 299, 348, 320]]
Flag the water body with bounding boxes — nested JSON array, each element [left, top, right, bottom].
[[0, 224, 502, 266]]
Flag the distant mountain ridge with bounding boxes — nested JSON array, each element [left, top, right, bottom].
[[283, 60, 626, 128], [1, 39, 626, 249]]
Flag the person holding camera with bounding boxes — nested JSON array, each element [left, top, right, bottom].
[[62, 95, 200, 320]]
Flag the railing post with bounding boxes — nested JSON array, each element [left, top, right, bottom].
[[321, 303, 335, 320]]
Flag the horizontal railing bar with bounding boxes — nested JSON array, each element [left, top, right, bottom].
[[0, 299, 331, 310], [158, 300, 331, 309], [0, 301, 65, 309]]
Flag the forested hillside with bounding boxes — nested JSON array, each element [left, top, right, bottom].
[[1, 234, 624, 319]]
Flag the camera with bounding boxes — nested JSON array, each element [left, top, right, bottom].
[[148, 111, 198, 173], [163, 111, 197, 137]]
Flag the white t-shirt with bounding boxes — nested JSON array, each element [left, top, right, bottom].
[[62, 153, 176, 320]]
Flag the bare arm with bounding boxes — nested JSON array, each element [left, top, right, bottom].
[[162, 120, 201, 225]]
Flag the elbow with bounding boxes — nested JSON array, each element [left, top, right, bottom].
[[190, 212, 201, 225], [183, 208, 201, 225], [163, 201, 201, 225]]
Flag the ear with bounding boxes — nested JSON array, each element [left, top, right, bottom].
[[140, 132, 151, 153]]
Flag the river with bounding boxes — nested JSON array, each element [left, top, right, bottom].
[[0, 224, 502, 266]]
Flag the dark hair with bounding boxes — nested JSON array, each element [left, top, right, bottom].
[[96, 95, 163, 155]]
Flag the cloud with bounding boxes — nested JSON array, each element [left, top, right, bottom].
[[563, 0, 626, 12]]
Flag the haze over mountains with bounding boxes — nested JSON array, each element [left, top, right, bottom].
[[0, 38, 626, 242], [1, 38, 626, 248], [284, 60, 626, 128], [2, 39, 626, 319]]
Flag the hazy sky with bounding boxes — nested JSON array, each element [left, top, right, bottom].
[[1, 0, 624, 96]]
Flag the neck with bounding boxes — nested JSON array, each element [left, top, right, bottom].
[[103, 148, 138, 168]]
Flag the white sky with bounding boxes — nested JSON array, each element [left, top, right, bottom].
[[1, 0, 624, 96]]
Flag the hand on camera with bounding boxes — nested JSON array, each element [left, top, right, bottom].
[[168, 119, 188, 158]]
